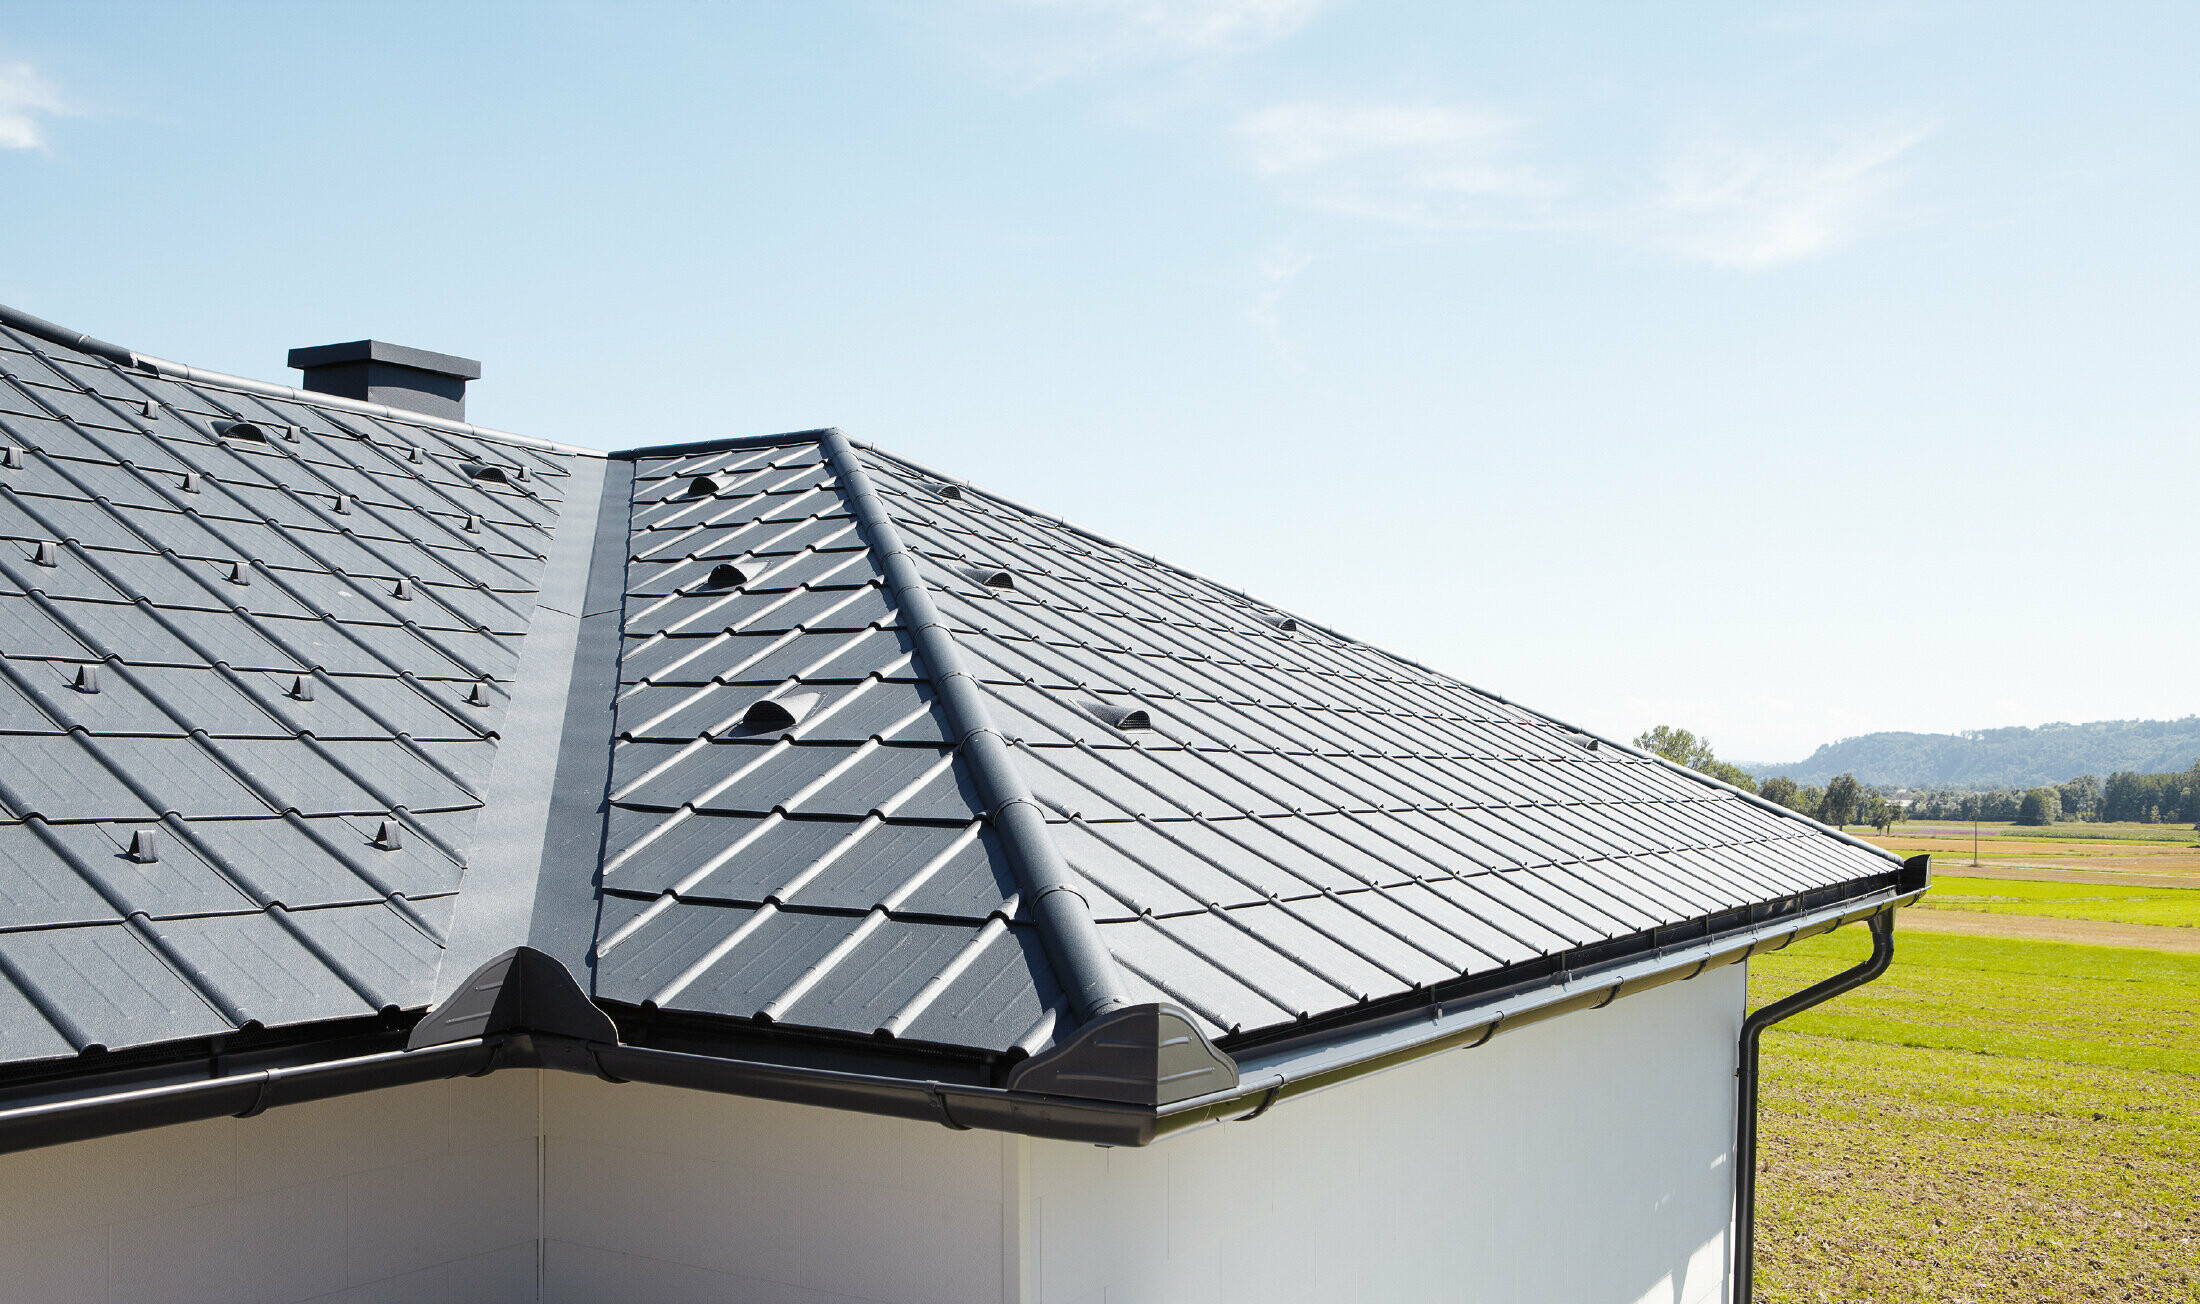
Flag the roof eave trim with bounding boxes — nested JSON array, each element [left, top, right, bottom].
[[1152, 873, 1930, 1141]]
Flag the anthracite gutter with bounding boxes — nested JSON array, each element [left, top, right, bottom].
[[1155, 861, 1927, 1139], [1732, 903, 1900, 1304]]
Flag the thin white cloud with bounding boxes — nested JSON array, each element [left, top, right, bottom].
[[0, 61, 68, 151], [1234, 100, 1561, 229], [972, 0, 1339, 82], [1649, 122, 1931, 270], [1235, 95, 1928, 269]]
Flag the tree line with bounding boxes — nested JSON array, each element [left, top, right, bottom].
[[1907, 761, 2200, 826], [1636, 724, 2200, 831]]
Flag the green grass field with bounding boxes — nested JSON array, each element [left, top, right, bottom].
[[1922, 875, 2200, 929], [1751, 922, 2200, 1302]]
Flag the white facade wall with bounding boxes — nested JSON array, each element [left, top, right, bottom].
[[1019, 963, 1744, 1304], [0, 964, 1743, 1304], [0, 1070, 543, 1303]]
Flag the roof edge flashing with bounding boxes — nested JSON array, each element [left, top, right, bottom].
[[408, 946, 619, 1050]]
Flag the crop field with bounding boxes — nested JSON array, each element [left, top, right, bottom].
[[1921, 875, 2200, 930], [1750, 920, 2200, 1302]]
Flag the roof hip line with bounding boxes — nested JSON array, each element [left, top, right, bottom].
[[815, 428, 1133, 1024]]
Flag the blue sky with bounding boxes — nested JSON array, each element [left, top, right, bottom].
[[3, 2, 2193, 764]]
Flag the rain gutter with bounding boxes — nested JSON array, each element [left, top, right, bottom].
[[1153, 863, 1928, 1141], [815, 428, 1133, 1022], [0, 1038, 497, 1156]]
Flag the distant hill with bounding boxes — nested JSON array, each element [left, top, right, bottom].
[[1742, 718, 2200, 789]]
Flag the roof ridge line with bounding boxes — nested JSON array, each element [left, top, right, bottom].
[[816, 428, 1134, 1024], [0, 300, 603, 459]]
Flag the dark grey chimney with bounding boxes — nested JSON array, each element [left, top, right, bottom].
[[287, 340, 482, 421]]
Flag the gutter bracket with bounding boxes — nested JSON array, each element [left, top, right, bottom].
[[408, 946, 620, 1050], [1006, 1002, 1237, 1107]]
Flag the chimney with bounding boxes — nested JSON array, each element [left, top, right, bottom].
[[287, 340, 482, 421]]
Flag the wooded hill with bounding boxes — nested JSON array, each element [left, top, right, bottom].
[[1742, 717, 2200, 789]]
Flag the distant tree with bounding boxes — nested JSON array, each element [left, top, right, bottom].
[[1760, 775, 1804, 811], [1704, 759, 1759, 795], [1634, 726, 1715, 771], [1632, 726, 1759, 793], [1820, 773, 1863, 828], [1799, 785, 1826, 817], [2058, 775, 2100, 820], [1865, 796, 1897, 833], [2015, 788, 2059, 826]]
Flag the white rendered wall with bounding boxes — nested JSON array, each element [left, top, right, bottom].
[[0, 1070, 543, 1304], [1020, 962, 1745, 1304], [539, 1073, 1013, 1304], [0, 962, 1743, 1304]]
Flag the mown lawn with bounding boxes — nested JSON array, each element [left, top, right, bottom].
[[1750, 920, 2200, 1302], [1922, 875, 2200, 930]]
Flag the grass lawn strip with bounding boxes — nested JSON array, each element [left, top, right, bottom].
[[1751, 924, 2200, 1303], [1922, 875, 2200, 929]]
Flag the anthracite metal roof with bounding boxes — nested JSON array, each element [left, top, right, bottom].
[[0, 302, 1927, 1149]]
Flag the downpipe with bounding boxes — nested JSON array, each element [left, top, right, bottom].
[[1733, 908, 1896, 1304]]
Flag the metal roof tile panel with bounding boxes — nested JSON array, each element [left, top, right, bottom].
[[0, 336, 587, 1071]]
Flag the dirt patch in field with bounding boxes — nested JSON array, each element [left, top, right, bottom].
[[1897, 907, 2200, 953], [1866, 833, 2200, 885], [1930, 864, 2200, 891]]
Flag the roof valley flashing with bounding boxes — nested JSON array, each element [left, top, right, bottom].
[[0, 303, 1926, 1153]]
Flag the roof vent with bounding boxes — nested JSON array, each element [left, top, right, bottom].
[[1088, 702, 1154, 732], [288, 340, 482, 421], [466, 681, 493, 708], [1563, 730, 1600, 753], [931, 483, 963, 500], [391, 577, 413, 601], [1267, 615, 1299, 633], [1, 446, 21, 469], [212, 419, 268, 444], [683, 475, 721, 498], [72, 664, 100, 694], [178, 471, 201, 494], [464, 462, 510, 484], [463, 513, 482, 533], [703, 560, 760, 589], [372, 819, 404, 851], [967, 565, 1016, 590], [287, 674, 315, 701], [333, 494, 353, 515], [739, 692, 819, 733], [138, 399, 158, 420], [405, 444, 423, 463], [223, 560, 249, 586], [126, 829, 158, 864], [32, 540, 58, 567]]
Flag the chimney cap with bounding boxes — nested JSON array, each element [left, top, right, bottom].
[[287, 339, 481, 380]]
